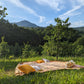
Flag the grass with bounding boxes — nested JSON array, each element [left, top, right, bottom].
[[0, 56, 84, 84]]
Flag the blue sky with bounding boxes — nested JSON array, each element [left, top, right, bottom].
[[0, 0, 84, 27]]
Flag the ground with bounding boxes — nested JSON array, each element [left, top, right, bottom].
[[0, 56, 84, 84]]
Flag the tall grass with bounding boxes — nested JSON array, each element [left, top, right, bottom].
[[0, 56, 84, 84]]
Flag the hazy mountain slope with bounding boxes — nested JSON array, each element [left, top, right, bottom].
[[15, 20, 38, 28], [73, 27, 84, 32]]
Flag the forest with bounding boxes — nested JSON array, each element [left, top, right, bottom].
[[0, 6, 84, 59]]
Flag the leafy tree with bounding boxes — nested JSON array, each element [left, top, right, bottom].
[[0, 36, 9, 58], [22, 43, 31, 57], [74, 45, 84, 56], [22, 43, 38, 57], [14, 43, 22, 57], [43, 18, 71, 59], [29, 49, 38, 57], [67, 28, 80, 42], [73, 36, 84, 56], [42, 40, 59, 56], [74, 36, 84, 46], [9, 45, 14, 55], [0, 6, 8, 19]]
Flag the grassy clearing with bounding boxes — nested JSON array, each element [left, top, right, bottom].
[[0, 56, 84, 84]]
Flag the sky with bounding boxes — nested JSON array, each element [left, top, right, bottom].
[[0, 0, 84, 27]]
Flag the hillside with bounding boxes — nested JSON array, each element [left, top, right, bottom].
[[0, 19, 43, 46], [73, 27, 84, 32], [14, 20, 38, 28], [73, 27, 84, 36]]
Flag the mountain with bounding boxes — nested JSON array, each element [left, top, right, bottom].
[[14, 20, 38, 28], [73, 27, 84, 32], [73, 27, 84, 36]]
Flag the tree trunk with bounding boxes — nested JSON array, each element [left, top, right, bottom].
[[56, 56, 58, 60]]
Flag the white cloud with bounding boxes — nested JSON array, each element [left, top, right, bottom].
[[35, 0, 65, 11], [46, 20, 53, 24], [39, 16, 45, 23], [59, 6, 81, 19], [59, 0, 84, 20], [71, 21, 84, 27], [7, 0, 45, 23], [7, 0, 37, 16]]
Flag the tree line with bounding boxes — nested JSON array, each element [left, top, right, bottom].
[[0, 6, 84, 59]]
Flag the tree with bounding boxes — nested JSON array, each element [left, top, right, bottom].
[[0, 6, 8, 19], [14, 43, 22, 57], [73, 36, 84, 56], [74, 36, 84, 46], [22, 43, 31, 57], [0, 36, 9, 58], [74, 45, 84, 56], [42, 40, 62, 56], [22, 43, 38, 57], [43, 18, 71, 59]]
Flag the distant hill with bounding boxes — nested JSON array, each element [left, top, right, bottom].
[[73, 27, 84, 36], [0, 19, 43, 46], [14, 20, 38, 28], [73, 27, 84, 32]]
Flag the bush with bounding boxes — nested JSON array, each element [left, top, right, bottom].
[[9, 55, 14, 59], [14, 43, 22, 57], [22, 43, 31, 57], [0, 36, 9, 58], [29, 49, 38, 57], [22, 43, 39, 57]]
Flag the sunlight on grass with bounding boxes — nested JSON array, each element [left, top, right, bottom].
[[0, 56, 84, 84]]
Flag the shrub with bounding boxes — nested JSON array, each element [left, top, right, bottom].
[[0, 36, 9, 58]]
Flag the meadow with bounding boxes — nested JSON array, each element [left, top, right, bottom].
[[0, 56, 84, 84]]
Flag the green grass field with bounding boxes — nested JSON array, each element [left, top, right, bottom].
[[0, 56, 84, 84]]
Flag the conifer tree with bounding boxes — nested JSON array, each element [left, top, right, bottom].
[[0, 36, 9, 58]]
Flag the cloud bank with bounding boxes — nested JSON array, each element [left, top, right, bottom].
[[59, 0, 84, 19], [35, 0, 65, 11]]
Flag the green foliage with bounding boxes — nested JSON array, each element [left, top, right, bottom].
[[9, 45, 14, 55], [14, 43, 22, 57], [0, 36, 9, 58], [0, 6, 8, 19], [75, 45, 84, 56], [0, 19, 43, 46], [22, 43, 31, 57], [9, 55, 14, 59], [43, 18, 71, 59], [29, 49, 38, 57], [42, 40, 58, 56], [74, 36, 84, 46], [22, 43, 38, 57], [72, 36, 84, 56], [0, 15, 84, 57], [43, 17, 82, 58]]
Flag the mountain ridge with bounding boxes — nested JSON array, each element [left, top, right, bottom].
[[13, 20, 84, 32], [73, 27, 84, 32], [14, 20, 38, 28]]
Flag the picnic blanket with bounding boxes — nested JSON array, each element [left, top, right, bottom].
[[15, 60, 84, 76]]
